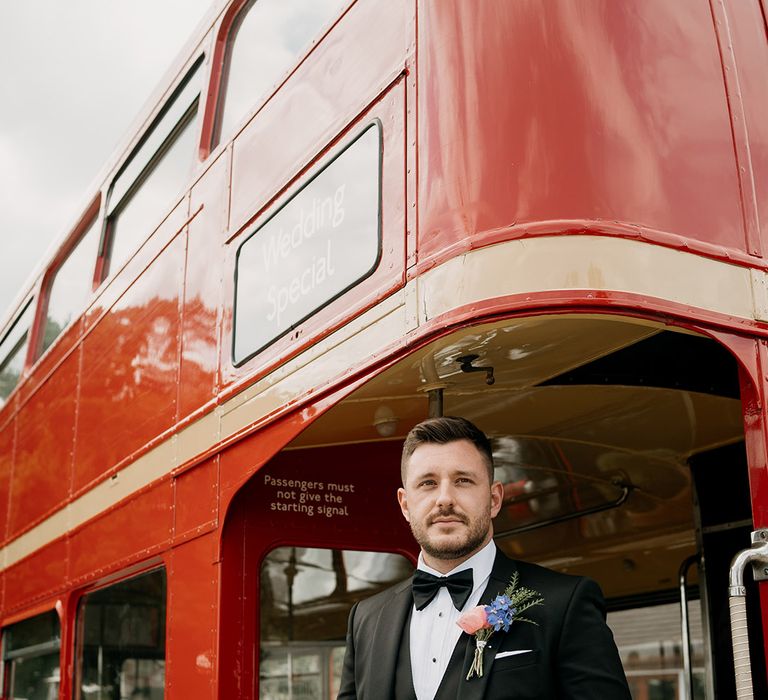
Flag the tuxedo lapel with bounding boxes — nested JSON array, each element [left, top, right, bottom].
[[367, 579, 413, 700], [457, 553, 518, 700]]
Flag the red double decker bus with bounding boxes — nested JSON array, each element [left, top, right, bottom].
[[2, 1, 768, 698]]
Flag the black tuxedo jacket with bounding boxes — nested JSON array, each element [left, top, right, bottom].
[[337, 551, 631, 700]]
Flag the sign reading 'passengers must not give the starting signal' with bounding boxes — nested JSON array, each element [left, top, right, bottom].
[[233, 123, 382, 364]]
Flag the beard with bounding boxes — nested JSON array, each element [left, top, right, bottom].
[[410, 505, 491, 561]]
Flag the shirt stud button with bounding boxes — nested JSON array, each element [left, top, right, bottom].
[[432, 658, 437, 663], [438, 612, 443, 617]]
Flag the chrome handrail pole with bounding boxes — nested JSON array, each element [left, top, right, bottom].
[[728, 536, 768, 700], [679, 555, 699, 700]]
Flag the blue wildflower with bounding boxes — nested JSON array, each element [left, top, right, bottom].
[[484, 595, 517, 632], [464, 575, 544, 680]]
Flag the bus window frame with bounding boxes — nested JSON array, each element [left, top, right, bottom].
[[0, 296, 36, 405], [31, 195, 102, 363], [95, 54, 205, 286], [1, 606, 62, 699], [202, 0, 353, 158], [256, 544, 415, 699], [231, 119, 384, 366], [72, 565, 169, 700]]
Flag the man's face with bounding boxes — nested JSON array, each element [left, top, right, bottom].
[[397, 440, 503, 568]]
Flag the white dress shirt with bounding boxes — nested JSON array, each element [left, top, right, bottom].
[[409, 540, 497, 700]]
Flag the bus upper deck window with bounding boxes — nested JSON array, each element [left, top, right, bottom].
[[39, 214, 100, 357], [2, 610, 61, 699], [233, 122, 381, 364], [0, 298, 34, 406], [212, 0, 347, 149], [100, 58, 203, 282]]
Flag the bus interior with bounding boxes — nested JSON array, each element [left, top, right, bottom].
[[222, 313, 766, 699]]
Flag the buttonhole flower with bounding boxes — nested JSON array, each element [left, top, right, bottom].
[[456, 571, 544, 679]]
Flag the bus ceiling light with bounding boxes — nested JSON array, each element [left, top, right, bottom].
[[373, 405, 398, 437]]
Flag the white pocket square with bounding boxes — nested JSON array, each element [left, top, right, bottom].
[[496, 650, 533, 659]]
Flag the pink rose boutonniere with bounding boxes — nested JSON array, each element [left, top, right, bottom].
[[457, 606, 493, 679], [457, 572, 544, 680]]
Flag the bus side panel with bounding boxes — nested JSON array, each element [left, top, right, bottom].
[[739, 336, 768, 674], [68, 479, 173, 583], [73, 235, 185, 495], [0, 416, 14, 543], [166, 532, 219, 700], [82, 196, 191, 336], [17, 315, 83, 403], [416, 0, 746, 266], [178, 154, 230, 421], [3, 537, 68, 612], [228, 0, 409, 234], [725, 0, 768, 253], [218, 502, 251, 700], [8, 350, 78, 539], [220, 78, 407, 391], [172, 457, 219, 539]]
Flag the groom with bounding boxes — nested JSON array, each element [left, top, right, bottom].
[[337, 416, 631, 699]]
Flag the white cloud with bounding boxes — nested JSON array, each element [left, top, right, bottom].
[[0, 0, 214, 322]]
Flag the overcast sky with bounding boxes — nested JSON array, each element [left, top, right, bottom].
[[0, 1, 214, 325]]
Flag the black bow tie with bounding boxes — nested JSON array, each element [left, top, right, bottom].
[[412, 569, 474, 611]]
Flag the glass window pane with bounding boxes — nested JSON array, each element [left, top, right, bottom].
[[607, 601, 710, 699], [77, 569, 167, 700], [0, 299, 34, 404], [106, 109, 198, 278], [109, 62, 202, 210], [259, 547, 412, 700], [491, 436, 682, 537], [6, 652, 60, 700], [214, 0, 347, 147], [3, 610, 61, 700], [234, 122, 381, 363], [4, 611, 60, 654], [40, 217, 100, 355], [0, 341, 28, 405], [104, 59, 202, 281]]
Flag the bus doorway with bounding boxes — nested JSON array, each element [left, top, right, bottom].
[[221, 313, 766, 700]]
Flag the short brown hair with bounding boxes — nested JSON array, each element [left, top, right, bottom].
[[400, 416, 494, 484]]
